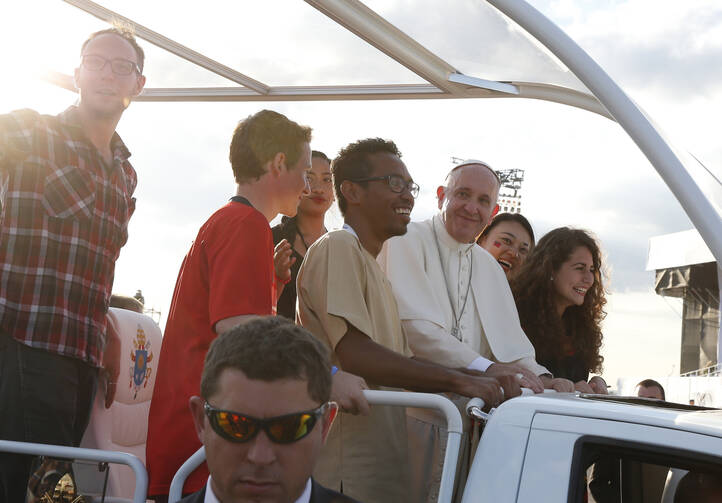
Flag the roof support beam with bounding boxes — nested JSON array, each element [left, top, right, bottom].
[[42, 69, 609, 119], [305, 0, 459, 93], [62, 0, 270, 94]]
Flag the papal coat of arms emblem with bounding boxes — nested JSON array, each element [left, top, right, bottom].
[[129, 324, 153, 399]]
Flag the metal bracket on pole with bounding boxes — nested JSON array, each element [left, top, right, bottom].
[[448, 73, 519, 95]]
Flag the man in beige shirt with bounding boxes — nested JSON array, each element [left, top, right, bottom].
[[297, 139, 519, 503]]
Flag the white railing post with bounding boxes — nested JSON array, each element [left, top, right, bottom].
[[0, 440, 148, 503]]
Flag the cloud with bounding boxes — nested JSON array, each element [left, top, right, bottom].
[[543, 1, 722, 99]]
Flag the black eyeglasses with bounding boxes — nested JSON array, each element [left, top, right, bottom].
[[204, 401, 331, 444], [81, 55, 140, 76], [350, 174, 419, 198]]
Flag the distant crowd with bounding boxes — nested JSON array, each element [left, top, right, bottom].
[[3, 26, 701, 503]]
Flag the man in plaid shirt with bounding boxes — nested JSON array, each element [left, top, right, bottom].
[[0, 27, 145, 500]]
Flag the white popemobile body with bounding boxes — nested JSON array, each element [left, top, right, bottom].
[[462, 392, 722, 502]]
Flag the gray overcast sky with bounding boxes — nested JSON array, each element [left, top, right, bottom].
[[3, 0, 721, 384]]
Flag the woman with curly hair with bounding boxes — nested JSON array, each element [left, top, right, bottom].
[[510, 227, 608, 394]]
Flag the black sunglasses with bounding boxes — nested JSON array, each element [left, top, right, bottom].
[[204, 401, 331, 444], [350, 174, 419, 198]]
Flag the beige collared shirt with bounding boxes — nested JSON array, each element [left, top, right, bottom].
[[296, 228, 410, 503]]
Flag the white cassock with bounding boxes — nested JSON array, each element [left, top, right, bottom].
[[378, 214, 548, 375], [377, 214, 549, 503]]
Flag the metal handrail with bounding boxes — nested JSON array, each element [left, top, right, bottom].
[[0, 440, 148, 503], [168, 389, 464, 503], [466, 388, 560, 421], [168, 446, 206, 503]]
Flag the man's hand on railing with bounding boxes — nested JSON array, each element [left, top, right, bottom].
[[331, 370, 371, 415], [484, 362, 544, 393], [454, 369, 521, 409]]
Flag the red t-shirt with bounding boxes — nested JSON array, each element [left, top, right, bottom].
[[146, 201, 275, 496]]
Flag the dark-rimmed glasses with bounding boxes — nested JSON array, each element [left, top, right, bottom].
[[81, 55, 140, 76], [350, 174, 419, 198], [204, 401, 331, 444]]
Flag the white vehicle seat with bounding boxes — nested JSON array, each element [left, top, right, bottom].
[[78, 307, 161, 500]]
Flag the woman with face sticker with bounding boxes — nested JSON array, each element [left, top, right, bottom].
[[477, 212, 535, 280], [273, 150, 335, 320], [510, 227, 609, 394]]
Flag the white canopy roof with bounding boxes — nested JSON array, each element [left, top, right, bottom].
[[5, 0, 721, 261]]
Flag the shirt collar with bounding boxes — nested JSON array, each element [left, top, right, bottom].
[[204, 477, 220, 503], [295, 479, 312, 503], [204, 477, 312, 503], [58, 105, 132, 161], [342, 223, 359, 240], [432, 214, 476, 254]]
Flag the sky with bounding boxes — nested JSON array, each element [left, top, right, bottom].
[[2, 0, 721, 387]]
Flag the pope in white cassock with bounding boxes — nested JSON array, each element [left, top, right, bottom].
[[378, 160, 574, 502]]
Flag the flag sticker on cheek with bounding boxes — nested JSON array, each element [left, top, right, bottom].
[[493, 241, 502, 248]]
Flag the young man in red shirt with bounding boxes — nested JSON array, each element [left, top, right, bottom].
[[146, 110, 315, 499]]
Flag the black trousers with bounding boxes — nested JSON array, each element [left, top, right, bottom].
[[0, 333, 97, 502]]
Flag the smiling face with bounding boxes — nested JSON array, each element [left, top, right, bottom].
[[552, 246, 596, 314], [437, 164, 499, 244], [192, 368, 330, 503], [74, 33, 145, 118], [297, 155, 333, 218], [359, 152, 415, 240], [478, 220, 532, 278]]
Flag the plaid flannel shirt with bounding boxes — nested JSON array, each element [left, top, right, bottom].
[[0, 106, 137, 367]]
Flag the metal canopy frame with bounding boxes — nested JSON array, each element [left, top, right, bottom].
[[58, 0, 609, 116], [57, 0, 722, 262]]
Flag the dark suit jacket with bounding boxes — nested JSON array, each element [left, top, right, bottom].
[[177, 478, 359, 503]]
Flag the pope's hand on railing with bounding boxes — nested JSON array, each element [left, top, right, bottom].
[[540, 375, 575, 393]]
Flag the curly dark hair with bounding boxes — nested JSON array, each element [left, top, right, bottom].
[[332, 138, 402, 216], [510, 227, 606, 376]]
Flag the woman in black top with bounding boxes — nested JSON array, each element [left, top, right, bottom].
[[272, 150, 334, 319], [510, 227, 608, 393]]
